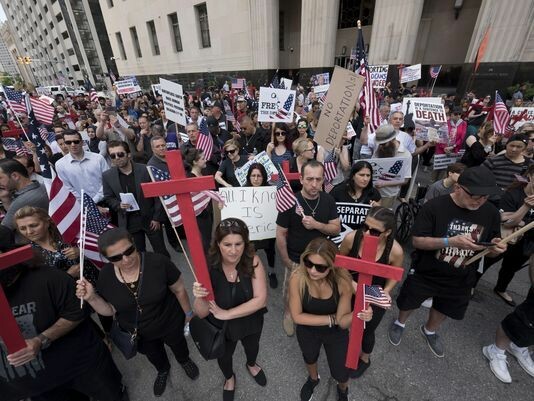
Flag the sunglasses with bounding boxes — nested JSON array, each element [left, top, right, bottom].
[[109, 152, 127, 159], [225, 148, 237, 155], [362, 223, 384, 237], [65, 140, 81, 145], [107, 244, 136, 262], [275, 131, 286, 137], [220, 219, 240, 228], [459, 185, 488, 200], [297, 124, 308, 129], [303, 257, 329, 273]]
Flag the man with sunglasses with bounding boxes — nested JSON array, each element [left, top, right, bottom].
[[102, 141, 169, 257], [388, 166, 506, 358]]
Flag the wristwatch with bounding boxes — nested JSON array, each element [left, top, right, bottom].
[[37, 333, 52, 349]]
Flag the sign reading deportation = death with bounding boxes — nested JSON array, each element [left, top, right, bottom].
[[159, 78, 187, 126], [330, 203, 371, 244], [314, 66, 364, 152]]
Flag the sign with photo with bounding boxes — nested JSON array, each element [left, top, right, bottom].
[[234, 151, 278, 187], [402, 97, 448, 143], [311, 73, 330, 86]]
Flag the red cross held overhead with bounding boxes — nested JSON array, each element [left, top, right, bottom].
[[141, 151, 215, 300], [335, 235, 404, 369], [0, 245, 34, 354]]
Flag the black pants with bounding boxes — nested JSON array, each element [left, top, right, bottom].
[[421, 144, 435, 166], [253, 238, 276, 268], [137, 326, 190, 373], [132, 227, 169, 257], [164, 218, 180, 249], [362, 304, 387, 355], [217, 332, 262, 380]]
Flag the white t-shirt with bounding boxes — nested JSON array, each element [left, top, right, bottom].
[[368, 130, 416, 155]]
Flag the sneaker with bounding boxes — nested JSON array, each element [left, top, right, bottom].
[[300, 376, 320, 401], [421, 298, 433, 308], [181, 358, 199, 380], [420, 326, 444, 358], [337, 386, 348, 401], [388, 322, 404, 346], [268, 273, 278, 289], [483, 345, 512, 383], [508, 342, 534, 377], [283, 313, 295, 337], [153, 370, 169, 397], [348, 358, 370, 378]]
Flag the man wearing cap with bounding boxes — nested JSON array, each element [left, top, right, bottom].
[[388, 166, 506, 358], [238, 116, 267, 155], [206, 115, 232, 149], [235, 96, 248, 123]]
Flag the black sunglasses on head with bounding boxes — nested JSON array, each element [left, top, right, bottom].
[[107, 244, 136, 263], [303, 257, 329, 273]]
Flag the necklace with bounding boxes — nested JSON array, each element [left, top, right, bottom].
[[118, 267, 142, 299], [301, 194, 320, 217]]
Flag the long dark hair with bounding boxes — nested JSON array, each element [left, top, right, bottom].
[[346, 161, 375, 202], [271, 122, 291, 148], [245, 163, 268, 186], [353, 206, 396, 263], [208, 218, 257, 277]]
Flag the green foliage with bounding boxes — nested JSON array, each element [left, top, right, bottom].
[[0, 74, 14, 86], [507, 82, 534, 99]]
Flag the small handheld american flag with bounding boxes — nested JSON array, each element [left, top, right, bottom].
[[429, 65, 442, 79], [493, 91, 510, 135], [364, 285, 391, 309], [323, 151, 338, 193], [275, 168, 303, 216], [196, 118, 213, 160]]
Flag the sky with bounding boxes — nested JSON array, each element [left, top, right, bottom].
[[0, 5, 5, 22]]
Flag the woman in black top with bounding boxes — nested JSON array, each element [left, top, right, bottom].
[[215, 139, 247, 187], [339, 207, 404, 378], [289, 237, 372, 401], [192, 218, 268, 401], [461, 122, 496, 167], [76, 228, 199, 398], [330, 161, 381, 206]]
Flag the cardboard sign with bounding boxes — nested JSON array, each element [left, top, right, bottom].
[[330, 203, 371, 244], [219, 187, 277, 240], [115, 79, 142, 95], [311, 73, 330, 86], [509, 107, 534, 131], [369, 65, 389, 89], [433, 150, 466, 170], [400, 64, 421, 83], [234, 151, 278, 187], [258, 87, 296, 123], [160, 78, 186, 126], [151, 84, 162, 98], [367, 157, 412, 184], [314, 66, 364, 152], [402, 98, 448, 143]]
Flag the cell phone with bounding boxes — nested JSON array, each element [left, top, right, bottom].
[[474, 241, 494, 247]]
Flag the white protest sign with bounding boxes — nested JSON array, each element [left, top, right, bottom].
[[114, 79, 142, 95], [311, 73, 330, 86], [390, 102, 402, 113], [400, 64, 421, 83], [258, 87, 296, 123], [367, 156, 412, 185], [151, 84, 161, 98], [281, 78, 293, 89], [219, 187, 277, 240], [346, 122, 356, 139], [313, 84, 330, 95], [234, 151, 278, 187], [369, 65, 389, 89], [509, 107, 534, 131], [402, 97, 448, 143], [330, 203, 371, 244], [433, 150, 465, 170], [159, 78, 187, 126]]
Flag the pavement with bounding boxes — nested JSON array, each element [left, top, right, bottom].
[[112, 165, 533, 401]]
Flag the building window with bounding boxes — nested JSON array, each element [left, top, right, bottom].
[[129, 26, 142, 57], [73, 64, 80, 71], [55, 38, 59, 45], [168, 13, 183, 52], [44, 5, 48, 12], [195, 3, 211, 48], [67, 48, 75, 56], [49, 21, 54, 29], [115, 32, 127, 60], [61, 31, 69, 39], [338, 0, 375, 29], [107, 0, 114, 7], [146, 20, 160, 55], [279, 11, 284, 51], [56, 13, 63, 23]]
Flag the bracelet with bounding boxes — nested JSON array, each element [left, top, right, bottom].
[[443, 237, 449, 247], [185, 310, 194, 318], [331, 314, 337, 326]]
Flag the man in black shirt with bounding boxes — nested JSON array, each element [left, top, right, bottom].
[[238, 116, 267, 154], [388, 166, 507, 358], [276, 160, 340, 336]]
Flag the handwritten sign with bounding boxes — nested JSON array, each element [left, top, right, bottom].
[[258, 87, 296, 123], [369, 65, 389, 89], [160, 78, 186, 126], [400, 64, 421, 83], [314, 66, 364, 152], [330, 203, 371, 244], [509, 107, 534, 131], [219, 187, 277, 240], [234, 151, 278, 186], [403, 98, 448, 143], [115, 79, 142, 95]]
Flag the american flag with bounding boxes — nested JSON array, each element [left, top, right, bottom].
[[39, 126, 57, 144], [109, 70, 116, 83], [82, 193, 114, 266], [275, 169, 302, 215], [231, 78, 246, 90], [354, 27, 381, 132], [378, 160, 404, 181], [196, 117, 213, 160], [85, 79, 99, 103], [364, 285, 391, 309], [318, 91, 328, 105], [3, 87, 27, 114], [272, 94, 294, 120], [323, 152, 337, 193], [493, 91, 510, 135], [429, 65, 442, 79], [30, 97, 55, 125], [270, 71, 285, 89], [147, 166, 218, 227], [1, 137, 29, 156]]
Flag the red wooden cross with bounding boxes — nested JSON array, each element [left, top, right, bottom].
[[141, 150, 215, 300], [0, 245, 34, 354], [271, 160, 300, 182], [335, 235, 404, 369]]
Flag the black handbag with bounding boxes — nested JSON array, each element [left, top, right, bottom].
[[109, 254, 145, 360]]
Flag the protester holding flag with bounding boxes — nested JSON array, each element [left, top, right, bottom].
[[288, 237, 372, 401], [192, 218, 268, 401], [215, 139, 247, 188], [339, 207, 403, 377]]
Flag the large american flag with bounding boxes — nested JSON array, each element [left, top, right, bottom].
[[364, 285, 391, 309], [378, 160, 404, 181], [272, 94, 294, 120], [493, 91, 510, 135], [354, 27, 381, 133], [323, 151, 337, 193], [429, 65, 442, 79], [3, 87, 26, 114], [147, 166, 221, 227], [196, 118, 213, 160], [231, 78, 246, 90]]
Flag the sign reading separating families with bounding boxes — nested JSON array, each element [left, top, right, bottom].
[[234, 151, 278, 187], [219, 187, 277, 240], [330, 203, 372, 244], [115, 79, 142, 95], [314, 66, 364, 152], [509, 107, 534, 131], [159, 78, 186, 126], [367, 157, 412, 185], [402, 97, 448, 143], [258, 87, 296, 123], [400, 64, 421, 83], [369, 65, 389, 89]]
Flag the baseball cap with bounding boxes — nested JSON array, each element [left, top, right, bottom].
[[457, 166, 502, 196], [375, 124, 397, 144], [206, 116, 219, 128], [507, 133, 528, 146]]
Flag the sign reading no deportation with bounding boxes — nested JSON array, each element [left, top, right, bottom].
[[159, 78, 187, 126], [314, 66, 364, 152], [258, 87, 296, 123]]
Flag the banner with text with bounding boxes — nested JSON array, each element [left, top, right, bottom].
[[509, 107, 534, 131], [400, 64, 421, 83], [330, 203, 371, 244], [433, 150, 466, 170], [151, 84, 162, 98], [115, 79, 142, 95], [258, 87, 296, 123], [314, 66, 364, 152], [219, 187, 277, 240], [234, 151, 278, 187], [366, 156, 412, 185], [402, 97, 448, 143], [160, 78, 187, 126], [369, 65, 389, 89]]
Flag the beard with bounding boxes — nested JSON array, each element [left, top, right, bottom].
[[376, 141, 397, 158]]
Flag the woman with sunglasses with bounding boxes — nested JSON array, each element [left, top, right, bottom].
[[76, 228, 199, 397], [287, 138, 317, 192], [339, 207, 403, 378], [192, 218, 268, 401], [266, 123, 292, 165], [215, 139, 247, 188], [294, 119, 325, 162], [289, 237, 372, 401], [330, 161, 381, 207]]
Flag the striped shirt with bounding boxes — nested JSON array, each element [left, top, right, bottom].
[[482, 154, 532, 190]]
